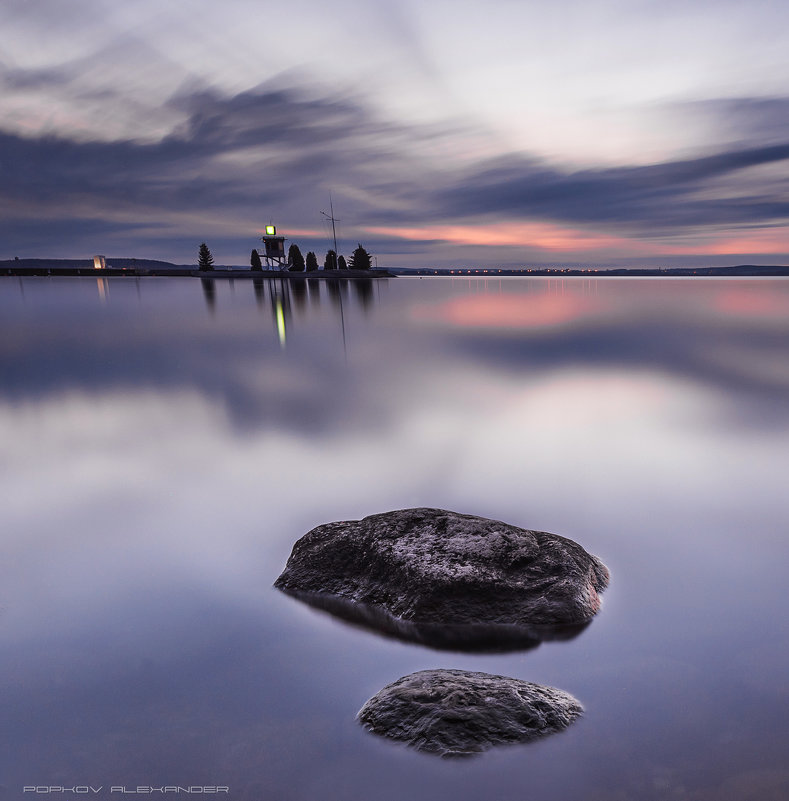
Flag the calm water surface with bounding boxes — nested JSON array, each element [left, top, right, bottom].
[[1, 276, 789, 800]]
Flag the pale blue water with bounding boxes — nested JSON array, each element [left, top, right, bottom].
[[1, 275, 789, 800]]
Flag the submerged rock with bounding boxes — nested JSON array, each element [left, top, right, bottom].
[[274, 508, 609, 642], [358, 669, 582, 756]]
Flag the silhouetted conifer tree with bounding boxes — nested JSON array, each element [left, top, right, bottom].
[[324, 249, 337, 270], [198, 242, 214, 271], [250, 249, 263, 271], [348, 243, 372, 270], [305, 251, 319, 272], [338, 254, 347, 270], [288, 243, 305, 272]]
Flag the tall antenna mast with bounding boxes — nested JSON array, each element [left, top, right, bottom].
[[320, 193, 340, 267]]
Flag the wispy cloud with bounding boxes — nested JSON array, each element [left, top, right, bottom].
[[2, 74, 789, 264]]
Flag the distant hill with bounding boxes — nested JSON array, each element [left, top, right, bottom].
[[0, 257, 181, 270]]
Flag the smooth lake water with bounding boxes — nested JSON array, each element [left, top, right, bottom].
[[2, 275, 789, 801]]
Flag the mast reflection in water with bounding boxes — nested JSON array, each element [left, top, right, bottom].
[[200, 275, 383, 354]]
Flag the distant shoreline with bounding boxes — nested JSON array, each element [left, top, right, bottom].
[[1, 258, 788, 278], [390, 265, 789, 277], [0, 258, 395, 279]]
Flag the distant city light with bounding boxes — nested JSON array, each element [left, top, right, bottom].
[[265, 225, 276, 236]]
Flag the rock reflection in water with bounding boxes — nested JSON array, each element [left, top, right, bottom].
[[358, 669, 583, 757], [279, 588, 591, 652]]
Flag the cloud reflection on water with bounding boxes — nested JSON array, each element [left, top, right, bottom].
[[2, 277, 789, 798], [2, 278, 789, 433], [2, 277, 788, 625]]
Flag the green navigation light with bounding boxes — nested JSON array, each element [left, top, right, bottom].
[[265, 225, 276, 236]]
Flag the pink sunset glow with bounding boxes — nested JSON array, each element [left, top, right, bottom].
[[364, 222, 633, 252], [713, 287, 789, 318], [364, 222, 789, 259], [410, 292, 602, 331]]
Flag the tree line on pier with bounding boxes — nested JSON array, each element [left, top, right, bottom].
[[280, 243, 372, 272], [197, 242, 372, 273], [196, 242, 372, 272]]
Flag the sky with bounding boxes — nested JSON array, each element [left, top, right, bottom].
[[2, 0, 789, 268]]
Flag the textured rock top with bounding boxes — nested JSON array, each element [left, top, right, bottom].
[[275, 508, 609, 631], [358, 669, 583, 756]]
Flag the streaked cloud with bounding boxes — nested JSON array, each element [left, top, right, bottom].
[[2, 0, 789, 265]]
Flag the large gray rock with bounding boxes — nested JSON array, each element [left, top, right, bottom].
[[275, 508, 609, 647], [358, 669, 582, 756]]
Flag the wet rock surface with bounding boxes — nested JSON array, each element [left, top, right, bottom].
[[358, 669, 583, 756], [275, 508, 609, 633]]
